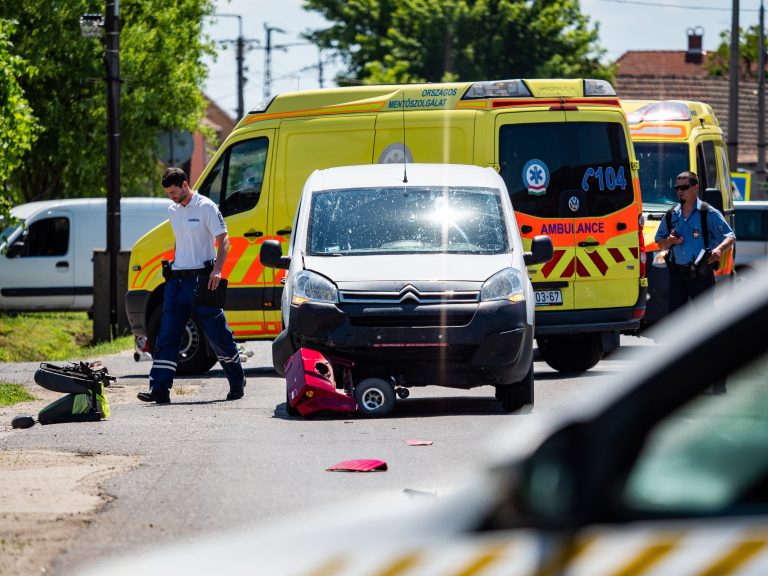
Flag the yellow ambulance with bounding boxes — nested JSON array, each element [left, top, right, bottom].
[[127, 79, 646, 374], [622, 100, 735, 328]]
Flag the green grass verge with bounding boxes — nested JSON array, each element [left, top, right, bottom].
[[0, 312, 133, 363], [0, 382, 37, 405]]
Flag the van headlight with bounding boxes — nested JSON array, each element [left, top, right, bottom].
[[291, 270, 338, 305], [481, 268, 526, 303]]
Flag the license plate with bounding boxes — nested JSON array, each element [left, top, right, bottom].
[[535, 289, 563, 306]]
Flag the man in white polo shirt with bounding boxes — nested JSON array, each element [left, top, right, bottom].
[[138, 167, 245, 404]]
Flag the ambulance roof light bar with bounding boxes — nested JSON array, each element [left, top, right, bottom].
[[462, 80, 532, 99], [627, 101, 692, 125], [583, 79, 616, 97]]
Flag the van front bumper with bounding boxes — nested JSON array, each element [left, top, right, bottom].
[[273, 299, 534, 388], [124, 289, 151, 336]]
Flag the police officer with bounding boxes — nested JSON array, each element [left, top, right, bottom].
[[655, 171, 735, 312], [138, 167, 245, 404]]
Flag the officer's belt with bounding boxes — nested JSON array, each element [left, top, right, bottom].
[[667, 261, 695, 274], [167, 267, 209, 278]]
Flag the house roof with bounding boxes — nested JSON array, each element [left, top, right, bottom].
[[615, 50, 765, 166], [616, 50, 711, 78]]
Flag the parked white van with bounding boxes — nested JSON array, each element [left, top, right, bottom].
[[260, 163, 553, 414], [0, 198, 171, 311], [733, 200, 768, 274]]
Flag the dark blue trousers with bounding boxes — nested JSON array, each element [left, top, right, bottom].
[[149, 277, 244, 393], [668, 269, 715, 312]]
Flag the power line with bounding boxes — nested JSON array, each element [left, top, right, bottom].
[[600, 0, 758, 11]]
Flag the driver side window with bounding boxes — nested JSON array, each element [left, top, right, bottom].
[[8, 217, 69, 258], [198, 137, 269, 218]]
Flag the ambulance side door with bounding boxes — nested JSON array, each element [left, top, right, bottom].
[[270, 116, 376, 331], [197, 131, 274, 339]]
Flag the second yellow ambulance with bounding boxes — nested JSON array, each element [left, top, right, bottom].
[[622, 99, 735, 328]]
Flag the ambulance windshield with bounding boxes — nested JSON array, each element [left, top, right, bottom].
[[306, 186, 507, 255], [633, 142, 689, 209]]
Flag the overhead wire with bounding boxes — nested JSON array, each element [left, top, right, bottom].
[[600, 0, 758, 12]]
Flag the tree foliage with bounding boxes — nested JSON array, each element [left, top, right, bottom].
[[0, 18, 38, 216], [303, 0, 613, 85], [707, 26, 765, 79], [0, 0, 216, 203]]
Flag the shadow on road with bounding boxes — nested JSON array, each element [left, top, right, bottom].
[[272, 394, 534, 421]]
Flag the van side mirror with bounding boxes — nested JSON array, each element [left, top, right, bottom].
[[524, 235, 553, 266], [6, 241, 25, 258], [260, 239, 290, 270], [703, 188, 724, 212]]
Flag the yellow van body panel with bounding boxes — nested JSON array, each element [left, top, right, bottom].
[[128, 79, 644, 368]]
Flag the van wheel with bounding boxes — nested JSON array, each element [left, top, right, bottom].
[[354, 378, 396, 417], [537, 334, 603, 373], [495, 364, 534, 412], [147, 307, 217, 375]]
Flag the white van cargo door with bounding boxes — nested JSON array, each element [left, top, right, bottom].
[[0, 211, 75, 310]]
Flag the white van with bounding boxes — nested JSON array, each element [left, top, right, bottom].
[[0, 198, 170, 311], [260, 163, 553, 414], [733, 200, 768, 273]]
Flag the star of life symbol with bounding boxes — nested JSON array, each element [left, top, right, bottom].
[[522, 159, 549, 196]]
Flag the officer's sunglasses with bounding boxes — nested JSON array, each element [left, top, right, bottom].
[[675, 183, 695, 191]]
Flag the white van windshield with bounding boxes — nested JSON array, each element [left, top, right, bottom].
[[307, 186, 508, 255]]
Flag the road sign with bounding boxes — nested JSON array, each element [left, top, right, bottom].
[[730, 172, 751, 201]]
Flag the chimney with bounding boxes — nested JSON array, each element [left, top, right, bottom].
[[686, 26, 705, 64]]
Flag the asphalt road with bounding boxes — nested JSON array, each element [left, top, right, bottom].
[[0, 335, 655, 575]]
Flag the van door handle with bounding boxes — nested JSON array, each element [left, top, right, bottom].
[[55, 261, 69, 270], [244, 231, 264, 239], [521, 225, 533, 234], [578, 241, 600, 247], [276, 229, 292, 236]]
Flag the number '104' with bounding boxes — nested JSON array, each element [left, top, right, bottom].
[[581, 166, 627, 192]]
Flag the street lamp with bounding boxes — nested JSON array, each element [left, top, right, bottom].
[[81, 1, 121, 341]]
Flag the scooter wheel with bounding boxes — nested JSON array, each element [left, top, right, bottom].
[[354, 378, 396, 417]]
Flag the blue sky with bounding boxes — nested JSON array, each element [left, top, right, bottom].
[[202, 0, 762, 120]]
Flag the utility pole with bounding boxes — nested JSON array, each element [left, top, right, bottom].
[[318, 48, 324, 88], [728, 0, 740, 171], [105, 0, 121, 339], [214, 14, 259, 119], [263, 23, 286, 100], [758, 0, 766, 174]]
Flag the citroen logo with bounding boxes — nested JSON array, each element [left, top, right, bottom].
[[398, 284, 421, 303]]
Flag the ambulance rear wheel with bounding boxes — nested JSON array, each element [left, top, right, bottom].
[[148, 307, 217, 376], [354, 378, 396, 417], [537, 334, 603, 374]]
